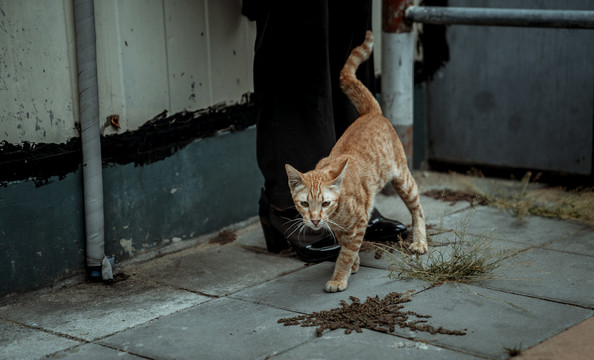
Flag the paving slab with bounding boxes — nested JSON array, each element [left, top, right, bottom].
[[359, 243, 395, 270], [231, 262, 429, 314], [233, 220, 268, 248], [45, 343, 145, 360], [375, 193, 471, 227], [543, 226, 594, 257], [413, 171, 524, 194], [0, 320, 81, 360], [99, 297, 315, 360], [477, 247, 594, 308], [360, 223, 529, 276], [0, 277, 209, 341], [399, 284, 593, 359], [132, 242, 306, 296], [434, 206, 584, 246], [271, 329, 482, 360]]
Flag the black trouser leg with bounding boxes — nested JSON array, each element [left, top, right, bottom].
[[252, 0, 375, 209]]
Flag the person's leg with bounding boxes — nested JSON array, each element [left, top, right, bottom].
[[249, 2, 341, 257], [252, 2, 336, 210]]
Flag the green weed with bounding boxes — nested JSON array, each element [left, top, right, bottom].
[[376, 209, 521, 285]]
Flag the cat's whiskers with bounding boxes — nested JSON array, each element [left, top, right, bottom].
[[327, 218, 347, 232], [322, 223, 338, 245], [283, 217, 305, 239]]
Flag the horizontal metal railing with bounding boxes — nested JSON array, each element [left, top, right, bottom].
[[405, 6, 594, 29]]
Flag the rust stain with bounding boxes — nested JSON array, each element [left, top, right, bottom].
[[382, 0, 413, 33], [108, 114, 120, 129]]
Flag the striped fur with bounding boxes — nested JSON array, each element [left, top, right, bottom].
[[285, 31, 427, 293]]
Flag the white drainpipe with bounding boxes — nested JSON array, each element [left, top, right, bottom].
[[381, 0, 415, 168], [74, 0, 113, 281]]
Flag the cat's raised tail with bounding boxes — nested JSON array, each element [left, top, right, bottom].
[[339, 30, 381, 117]]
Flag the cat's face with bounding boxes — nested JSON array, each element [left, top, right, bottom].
[[290, 177, 340, 231], [285, 160, 347, 231]]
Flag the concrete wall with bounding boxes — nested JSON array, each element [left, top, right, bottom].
[[1, 127, 261, 295], [95, 0, 256, 135], [0, 0, 79, 144], [0, 0, 256, 143], [0, 0, 262, 296]]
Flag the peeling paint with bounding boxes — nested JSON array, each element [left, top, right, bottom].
[[0, 96, 256, 186], [119, 238, 135, 257]]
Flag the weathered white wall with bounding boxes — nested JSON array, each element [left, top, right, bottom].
[[95, 0, 257, 135], [1, 0, 387, 143], [0, 0, 257, 142], [0, 1, 79, 144]]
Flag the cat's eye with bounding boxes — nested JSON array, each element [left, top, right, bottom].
[[321, 201, 331, 207], [300, 201, 309, 208]]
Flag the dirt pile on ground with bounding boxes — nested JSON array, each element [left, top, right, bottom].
[[278, 291, 466, 337]]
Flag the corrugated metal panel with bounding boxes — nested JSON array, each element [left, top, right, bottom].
[[426, 0, 594, 174]]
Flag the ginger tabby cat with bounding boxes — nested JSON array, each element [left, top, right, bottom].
[[285, 31, 427, 293]]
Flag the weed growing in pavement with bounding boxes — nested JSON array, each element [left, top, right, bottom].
[[469, 172, 594, 225], [375, 208, 523, 286]]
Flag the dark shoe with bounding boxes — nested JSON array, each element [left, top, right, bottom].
[[258, 189, 291, 253], [258, 189, 340, 262], [365, 208, 409, 242]]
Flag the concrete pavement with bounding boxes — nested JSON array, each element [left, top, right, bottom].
[[1, 171, 592, 359]]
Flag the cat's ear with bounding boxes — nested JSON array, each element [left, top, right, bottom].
[[285, 164, 305, 192], [329, 159, 349, 188]]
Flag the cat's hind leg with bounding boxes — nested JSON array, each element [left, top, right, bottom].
[[391, 169, 428, 254]]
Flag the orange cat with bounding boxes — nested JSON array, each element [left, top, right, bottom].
[[285, 31, 427, 293]]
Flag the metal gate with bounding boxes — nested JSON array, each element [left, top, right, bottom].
[[382, 0, 594, 175]]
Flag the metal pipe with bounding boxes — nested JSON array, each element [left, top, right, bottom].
[[382, 0, 415, 168], [74, 0, 113, 281], [405, 6, 594, 29]]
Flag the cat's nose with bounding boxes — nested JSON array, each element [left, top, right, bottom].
[[311, 219, 320, 226]]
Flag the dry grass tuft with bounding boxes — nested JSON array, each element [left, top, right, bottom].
[[472, 172, 594, 225], [376, 210, 522, 285]]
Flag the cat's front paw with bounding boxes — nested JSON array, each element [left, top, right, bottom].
[[409, 241, 428, 254], [325, 280, 348, 293]]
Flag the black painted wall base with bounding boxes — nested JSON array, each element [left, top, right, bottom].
[[0, 127, 262, 296], [0, 98, 262, 297]]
